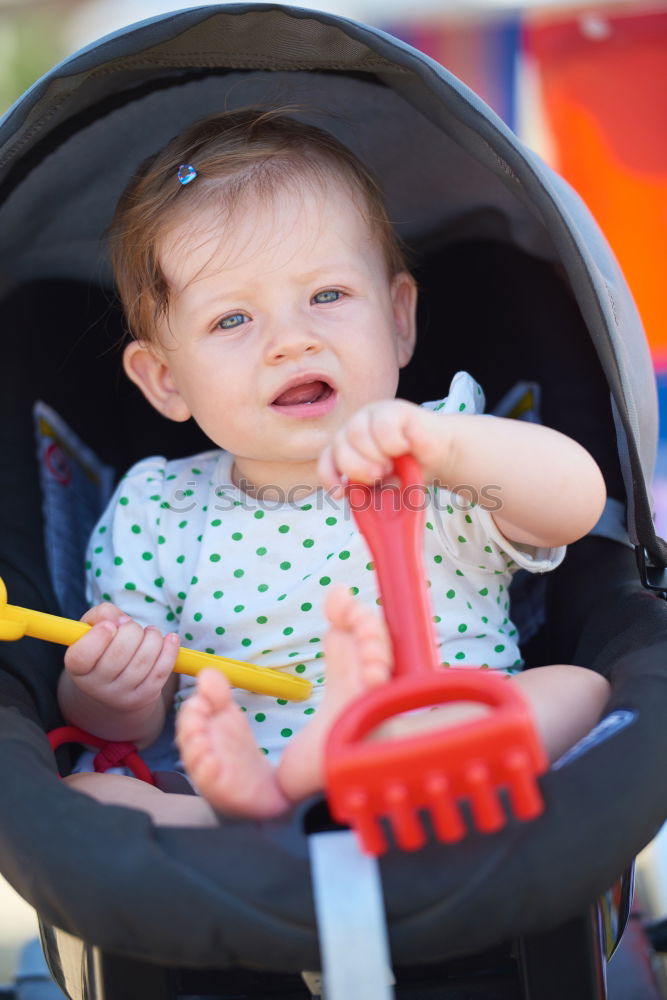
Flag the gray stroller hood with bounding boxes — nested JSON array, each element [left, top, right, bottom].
[[0, 1, 666, 978]]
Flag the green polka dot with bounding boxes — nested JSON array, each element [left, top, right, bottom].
[[204, 647, 214, 654], [319, 576, 331, 586], [157, 535, 166, 545], [213, 590, 223, 599], [255, 713, 266, 723], [94, 546, 103, 554], [176, 555, 185, 564], [154, 577, 164, 588], [349, 586, 359, 596], [256, 547, 267, 556], [85, 560, 92, 570], [279, 561, 291, 571], [281, 728, 293, 738], [465, 514, 473, 523], [277, 699, 288, 706], [241, 638, 252, 647], [426, 521, 433, 531], [166, 612, 175, 622], [142, 552, 153, 561], [211, 519, 221, 527], [215, 626, 225, 635], [304, 707, 315, 715], [325, 517, 337, 526], [283, 626, 294, 636], [455, 652, 466, 660], [446, 589, 456, 599], [494, 644, 506, 653], [257, 583, 269, 592], [300, 602, 312, 612], [303, 539, 315, 548], [178, 520, 188, 529], [458, 624, 468, 633], [484, 546, 493, 554], [210, 553, 221, 562], [366, 561, 375, 571], [98, 525, 107, 534], [433, 615, 442, 623], [234, 605, 244, 613], [301, 503, 313, 511], [231, 532, 243, 541], [459, 402, 466, 411], [131, 524, 141, 534], [339, 550, 350, 560], [260, 747, 269, 755], [124, 582, 136, 591], [184, 632, 193, 641], [233, 568, 244, 578], [457, 535, 467, 543], [254, 510, 264, 519], [113, 556, 123, 566], [278, 524, 290, 534], [456, 569, 464, 577], [256, 616, 268, 624], [277, 594, 287, 601], [119, 497, 129, 506], [193, 612, 203, 622], [433, 554, 443, 564]]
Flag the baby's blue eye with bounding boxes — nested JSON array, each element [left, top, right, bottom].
[[313, 290, 341, 304], [218, 313, 247, 330]]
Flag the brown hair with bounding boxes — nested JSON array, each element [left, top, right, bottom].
[[109, 108, 408, 343]]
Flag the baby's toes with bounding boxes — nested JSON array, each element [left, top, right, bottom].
[[324, 584, 356, 629], [358, 634, 392, 687], [197, 667, 233, 710], [188, 747, 222, 788]]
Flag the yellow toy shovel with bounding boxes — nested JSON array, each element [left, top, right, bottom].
[[0, 576, 311, 701]]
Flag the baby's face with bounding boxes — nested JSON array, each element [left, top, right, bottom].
[[143, 176, 416, 492]]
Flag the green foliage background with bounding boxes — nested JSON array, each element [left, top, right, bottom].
[[0, 8, 68, 115]]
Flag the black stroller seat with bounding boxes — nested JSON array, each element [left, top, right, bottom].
[[0, 6, 666, 999]]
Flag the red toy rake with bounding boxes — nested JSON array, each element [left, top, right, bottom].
[[325, 454, 548, 856]]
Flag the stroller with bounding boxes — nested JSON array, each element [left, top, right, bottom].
[[0, 4, 666, 998]]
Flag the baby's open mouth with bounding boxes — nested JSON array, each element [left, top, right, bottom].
[[272, 380, 333, 407]]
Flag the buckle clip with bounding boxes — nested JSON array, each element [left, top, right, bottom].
[[635, 546, 667, 598]]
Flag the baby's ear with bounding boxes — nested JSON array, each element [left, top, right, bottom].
[[122, 340, 191, 422], [391, 271, 418, 367]]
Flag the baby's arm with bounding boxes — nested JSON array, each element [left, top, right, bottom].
[[58, 602, 180, 747], [318, 401, 606, 547]]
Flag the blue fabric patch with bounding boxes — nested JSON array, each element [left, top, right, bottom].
[[551, 710, 637, 771]]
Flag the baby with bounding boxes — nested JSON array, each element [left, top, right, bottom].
[[60, 109, 610, 826]]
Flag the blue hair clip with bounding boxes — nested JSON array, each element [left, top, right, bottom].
[[177, 164, 198, 186]]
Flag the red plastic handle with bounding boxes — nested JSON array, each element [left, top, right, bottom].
[[347, 454, 440, 677]]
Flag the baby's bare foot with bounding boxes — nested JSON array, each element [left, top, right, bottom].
[[176, 669, 290, 818], [277, 586, 392, 801]]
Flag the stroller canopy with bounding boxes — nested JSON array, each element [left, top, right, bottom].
[[0, 2, 666, 975]]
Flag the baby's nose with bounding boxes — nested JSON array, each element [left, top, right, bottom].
[[265, 323, 323, 362]]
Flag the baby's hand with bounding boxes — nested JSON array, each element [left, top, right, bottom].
[[63, 603, 180, 713], [318, 399, 442, 494]]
